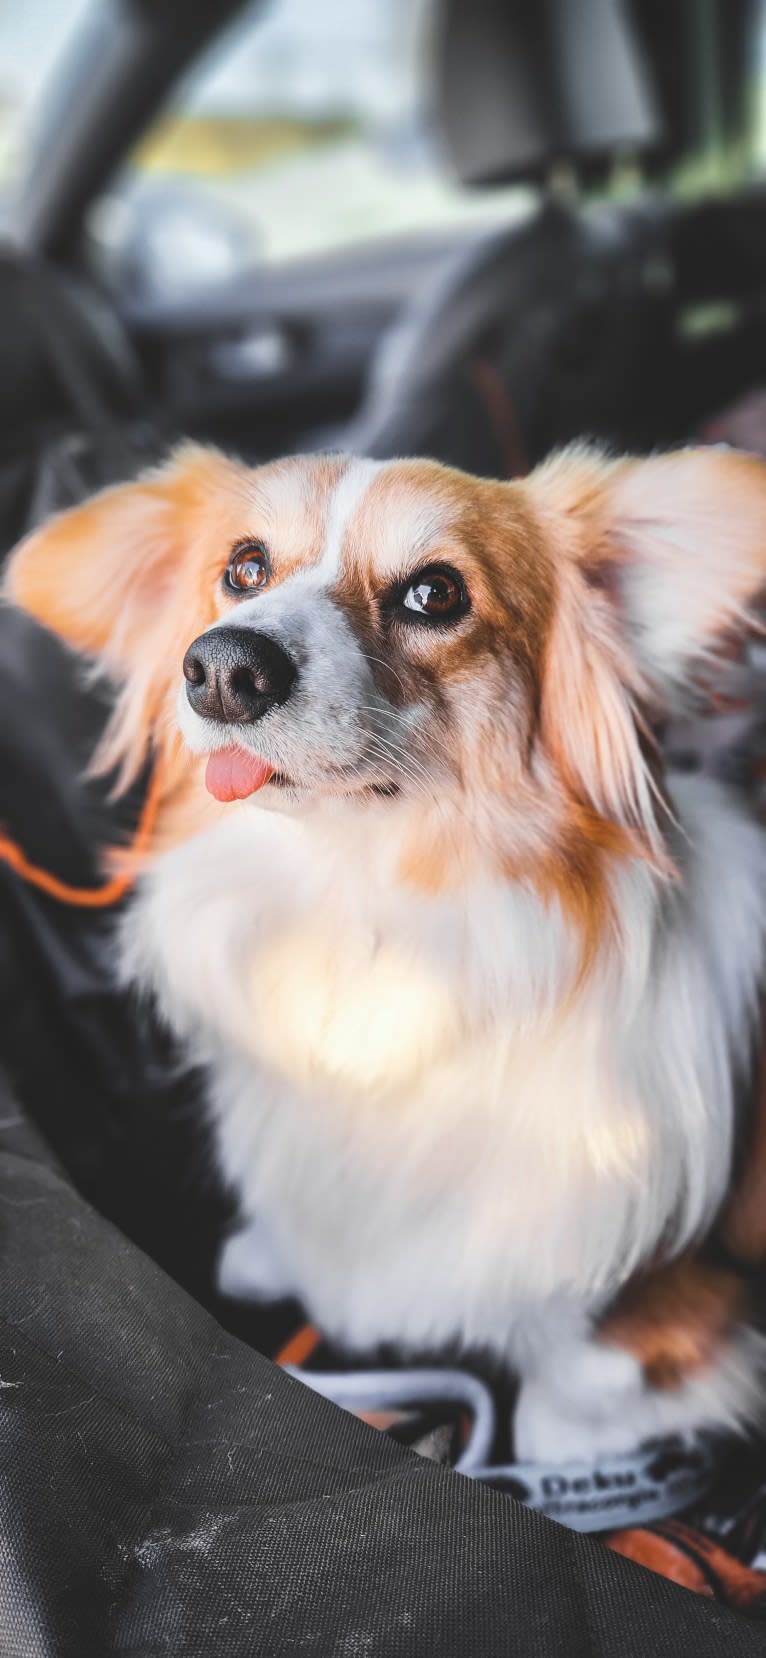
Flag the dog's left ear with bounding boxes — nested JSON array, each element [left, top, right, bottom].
[[536, 445, 766, 708], [528, 446, 766, 855]]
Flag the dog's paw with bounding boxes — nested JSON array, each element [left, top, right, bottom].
[[217, 1220, 295, 1304], [514, 1327, 766, 1463], [514, 1342, 646, 1462]]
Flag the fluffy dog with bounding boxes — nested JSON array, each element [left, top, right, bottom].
[[7, 442, 766, 1462]]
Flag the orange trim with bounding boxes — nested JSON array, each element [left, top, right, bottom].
[[0, 765, 163, 908], [468, 356, 528, 478], [274, 1323, 321, 1368]]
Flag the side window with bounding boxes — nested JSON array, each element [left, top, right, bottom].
[[0, 0, 94, 187]]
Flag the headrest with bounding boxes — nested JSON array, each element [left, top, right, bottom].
[[432, 0, 662, 186]]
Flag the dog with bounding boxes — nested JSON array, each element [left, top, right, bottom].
[[6, 441, 766, 1464]]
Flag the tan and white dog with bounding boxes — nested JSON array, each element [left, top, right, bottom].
[[7, 442, 766, 1463]]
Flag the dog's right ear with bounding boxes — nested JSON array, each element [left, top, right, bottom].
[[4, 444, 244, 787], [4, 444, 238, 661]]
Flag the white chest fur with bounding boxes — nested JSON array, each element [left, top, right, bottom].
[[125, 775, 766, 1359]]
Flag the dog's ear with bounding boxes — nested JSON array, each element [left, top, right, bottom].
[[536, 445, 766, 704], [5, 443, 238, 660], [4, 444, 241, 787], [530, 446, 766, 853]]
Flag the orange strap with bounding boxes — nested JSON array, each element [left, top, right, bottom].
[[468, 356, 528, 479], [0, 766, 163, 908], [273, 1323, 321, 1368]]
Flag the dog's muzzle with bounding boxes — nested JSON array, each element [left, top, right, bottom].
[[183, 627, 297, 725]]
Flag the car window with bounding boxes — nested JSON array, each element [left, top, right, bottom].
[[87, 0, 532, 299], [0, 0, 94, 186]]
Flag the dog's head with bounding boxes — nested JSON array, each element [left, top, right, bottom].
[[6, 442, 766, 893]]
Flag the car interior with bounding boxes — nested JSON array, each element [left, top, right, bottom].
[[2, 1, 766, 1649], [1, 0, 765, 508]]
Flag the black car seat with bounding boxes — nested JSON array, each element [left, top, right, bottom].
[[348, 0, 756, 475], [350, 196, 677, 475]]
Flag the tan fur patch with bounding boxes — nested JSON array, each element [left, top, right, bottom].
[[599, 1255, 750, 1391], [720, 1009, 766, 1266]]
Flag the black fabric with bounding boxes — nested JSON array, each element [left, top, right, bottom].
[[0, 607, 224, 1299], [2, 1075, 766, 1658]]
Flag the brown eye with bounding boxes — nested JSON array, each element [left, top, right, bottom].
[[225, 542, 270, 593], [399, 565, 468, 623]]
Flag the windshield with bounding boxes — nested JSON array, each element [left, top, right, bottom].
[[88, 0, 532, 297]]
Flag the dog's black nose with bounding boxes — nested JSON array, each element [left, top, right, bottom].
[[183, 627, 297, 724]]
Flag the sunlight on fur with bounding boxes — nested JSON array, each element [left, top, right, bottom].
[[249, 925, 458, 1097]]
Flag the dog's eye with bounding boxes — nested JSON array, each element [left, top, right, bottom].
[[399, 566, 468, 622], [225, 542, 270, 593]]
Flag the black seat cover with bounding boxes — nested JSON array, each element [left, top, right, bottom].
[[3, 1075, 766, 1654]]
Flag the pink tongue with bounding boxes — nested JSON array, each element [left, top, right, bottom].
[[205, 749, 274, 802]]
